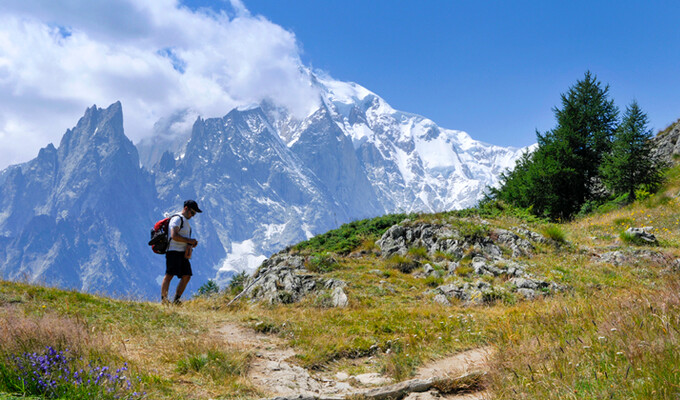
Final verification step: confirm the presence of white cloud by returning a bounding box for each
[0,0,320,170]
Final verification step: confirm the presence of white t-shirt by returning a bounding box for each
[167,214,192,252]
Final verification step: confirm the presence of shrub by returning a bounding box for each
[251,319,280,334]
[635,187,652,201]
[423,276,443,288]
[227,271,249,295]
[305,253,339,273]
[542,224,566,243]
[620,230,655,246]
[407,246,429,260]
[312,291,334,308]
[455,264,474,277]
[380,352,419,381]
[196,280,220,297]
[386,254,419,273]
[454,220,490,241]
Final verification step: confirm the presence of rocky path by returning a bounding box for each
[217,322,493,400]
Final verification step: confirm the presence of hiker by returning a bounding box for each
[161,199,202,305]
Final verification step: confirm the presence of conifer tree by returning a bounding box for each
[493,72,619,220]
[600,101,662,200]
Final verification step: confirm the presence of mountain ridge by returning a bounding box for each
[0,78,530,297]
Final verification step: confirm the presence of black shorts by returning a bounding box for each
[165,251,193,277]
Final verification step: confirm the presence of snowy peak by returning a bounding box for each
[0,75,531,298]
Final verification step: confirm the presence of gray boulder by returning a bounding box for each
[625,227,658,245]
[331,286,349,308]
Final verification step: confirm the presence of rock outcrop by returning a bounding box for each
[651,119,680,165]
[244,218,566,307]
[243,253,349,306]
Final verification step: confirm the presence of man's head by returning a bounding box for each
[183,199,202,219]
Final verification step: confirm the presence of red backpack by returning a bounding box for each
[148,214,183,254]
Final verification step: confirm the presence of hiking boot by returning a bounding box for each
[173,298,182,306]
[161,297,170,306]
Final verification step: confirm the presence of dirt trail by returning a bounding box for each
[218,322,493,399]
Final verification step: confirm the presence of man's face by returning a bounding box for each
[185,206,196,219]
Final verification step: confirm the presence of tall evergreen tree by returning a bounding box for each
[493,72,619,220]
[600,101,662,200]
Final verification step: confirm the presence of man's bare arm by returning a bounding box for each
[170,226,198,246]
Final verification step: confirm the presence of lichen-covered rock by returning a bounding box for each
[245,253,347,305]
[433,294,451,306]
[598,248,672,267]
[331,286,349,308]
[625,227,658,244]
[514,227,549,244]
[495,229,535,257]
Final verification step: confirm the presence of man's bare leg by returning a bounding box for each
[174,275,191,302]
[161,274,173,302]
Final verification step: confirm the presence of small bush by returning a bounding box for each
[277,291,295,304]
[305,253,339,273]
[454,220,490,241]
[312,291,334,308]
[407,246,429,260]
[251,319,280,334]
[542,224,566,243]
[380,352,418,381]
[620,230,655,246]
[423,276,443,288]
[635,187,652,201]
[227,271,249,295]
[455,265,474,277]
[386,254,419,274]
[196,280,220,297]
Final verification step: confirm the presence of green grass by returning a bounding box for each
[542,224,567,242]
[293,213,409,254]
[176,348,252,381]
[385,254,420,273]
[2,164,680,399]
[305,252,340,273]
[619,230,656,246]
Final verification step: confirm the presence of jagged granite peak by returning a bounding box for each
[1,76,533,297]
[0,102,159,297]
[289,104,384,219]
[154,106,323,283]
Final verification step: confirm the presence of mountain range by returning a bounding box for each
[0,77,528,298]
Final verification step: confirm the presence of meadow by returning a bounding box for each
[1,167,679,399]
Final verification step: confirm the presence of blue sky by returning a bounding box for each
[191,0,680,147]
[0,0,678,169]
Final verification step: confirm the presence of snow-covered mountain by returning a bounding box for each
[0,78,528,297]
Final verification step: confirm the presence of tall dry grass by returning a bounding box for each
[488,277,680,399]
[0,305,111,359]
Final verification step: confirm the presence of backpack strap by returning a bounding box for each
[168,214,185,244]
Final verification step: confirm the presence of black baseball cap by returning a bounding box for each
[184,199,202,213]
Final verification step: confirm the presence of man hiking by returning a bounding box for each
[161,199,202,305]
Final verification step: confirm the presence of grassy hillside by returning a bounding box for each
[2,166,680,399]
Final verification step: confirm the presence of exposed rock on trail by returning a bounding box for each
[218,321,493,400]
